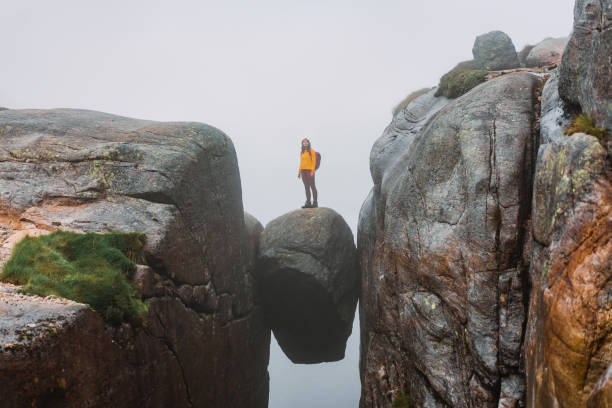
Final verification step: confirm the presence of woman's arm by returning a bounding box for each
[298,152,303,177]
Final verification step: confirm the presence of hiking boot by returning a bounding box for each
[301,201,312,209]
[312,201,318,208]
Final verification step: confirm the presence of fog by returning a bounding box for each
[2,1,574,406]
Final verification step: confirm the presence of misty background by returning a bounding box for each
[3,1,573,406]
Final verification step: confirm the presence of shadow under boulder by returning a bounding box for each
[256,207,358,364]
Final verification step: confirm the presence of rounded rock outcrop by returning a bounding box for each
[525,37,568,67]
[256,207,358,364]
[371,88,449,189]
[472,30,520,70]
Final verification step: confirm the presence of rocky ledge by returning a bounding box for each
[0,109,270,408]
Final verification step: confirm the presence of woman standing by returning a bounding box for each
[298,138,318,208]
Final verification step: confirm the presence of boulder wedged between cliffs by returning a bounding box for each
[256,207,359,364]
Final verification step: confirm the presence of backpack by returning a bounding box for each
[315,152,321,170]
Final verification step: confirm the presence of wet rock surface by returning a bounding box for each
[472,31,520,70]
[0,109,270,407]
[524,2,612,406]
[559,0,612,131]
[526,133,611,408]
[0,283,143,408]
[0,283,85,349]
[359,73,539,407]
[257,207,358,364]
[540,69,573,145]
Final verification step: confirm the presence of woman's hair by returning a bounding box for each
[301,138,312,157]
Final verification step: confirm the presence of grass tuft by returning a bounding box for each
[564,113,607,145]
[0,230,148,326]
[435,62,488,99]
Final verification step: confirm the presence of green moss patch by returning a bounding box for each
[564,113,607,145]
[435,62,488,99]
[1,230,148,326]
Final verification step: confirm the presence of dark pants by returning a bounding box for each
[301,170,318,203]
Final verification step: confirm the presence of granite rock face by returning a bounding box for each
[540,69,573,145]
[524,2,612,406]
[525,133,611,408]
[362,3,611,407]
[559,0,612,131]
[525,37,568,68]
[472,31,520,70]
[359,73,539,407]
[371,88,450,190]
[588,365,612,408]
[0,109,270,407]
[257,208,358,364]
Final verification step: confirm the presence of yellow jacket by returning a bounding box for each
[298,148,317,174]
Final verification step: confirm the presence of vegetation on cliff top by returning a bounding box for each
[435,60,488,99]
[0,230,148,326]
[564,113,608,145]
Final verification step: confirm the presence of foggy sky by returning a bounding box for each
[3,1,574,406]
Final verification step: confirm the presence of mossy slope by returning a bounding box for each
[1,230,148,326]
[435,60,488,99]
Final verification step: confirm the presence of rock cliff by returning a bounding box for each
[0,109,270,407]
[359,2,611,406]
[559,0,612,131]
[0,283,141,408]
[360,72,540,407]
[525,0,612,406]
[525,132,610,408]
